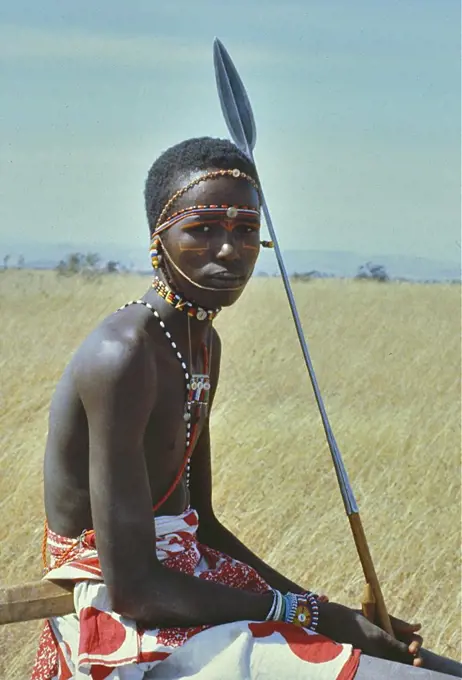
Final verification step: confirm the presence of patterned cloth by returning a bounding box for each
[31,509,361,679]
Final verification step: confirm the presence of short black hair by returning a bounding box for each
[144,137,259,235]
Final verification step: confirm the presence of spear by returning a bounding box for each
[213,37,394,636]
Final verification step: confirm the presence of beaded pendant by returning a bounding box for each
[187,373,211,417]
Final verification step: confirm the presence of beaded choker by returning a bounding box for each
[152,277,220,322]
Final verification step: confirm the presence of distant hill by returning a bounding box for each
[0,241,460,282]
[256,249,461,282]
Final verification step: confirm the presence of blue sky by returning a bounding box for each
[1,0,460,264]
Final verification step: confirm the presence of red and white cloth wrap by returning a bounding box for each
[32,508,361,679]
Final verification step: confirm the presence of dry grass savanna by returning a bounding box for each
[0,269,460,678]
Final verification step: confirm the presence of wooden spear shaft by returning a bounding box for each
[213,38,394,637]
[350,514,394,635]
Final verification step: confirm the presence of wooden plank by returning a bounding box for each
[0,581,75,625]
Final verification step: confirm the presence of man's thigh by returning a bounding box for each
[356,655,461,679]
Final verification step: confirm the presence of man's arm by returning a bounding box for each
[188,329,308,594]
[187,383,425,667]
[189,421,308,595]
[74,325,273,628]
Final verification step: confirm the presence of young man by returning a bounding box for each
[32,138,461,679]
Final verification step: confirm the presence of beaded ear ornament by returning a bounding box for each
[150,237,161,270]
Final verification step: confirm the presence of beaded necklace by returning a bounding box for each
[149,278,214,415]
[119,300,211,505]
[152,276,220,322]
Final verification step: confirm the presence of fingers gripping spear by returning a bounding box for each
[213,37,394,637]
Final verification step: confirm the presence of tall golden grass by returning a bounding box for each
[0,270,460,678]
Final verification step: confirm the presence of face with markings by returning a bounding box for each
[158,169,261,308]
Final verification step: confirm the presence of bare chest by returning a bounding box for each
[143,359,208,514]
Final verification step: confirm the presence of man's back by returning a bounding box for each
[43,301,202,539]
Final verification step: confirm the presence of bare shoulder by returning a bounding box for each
[71,304,159,401]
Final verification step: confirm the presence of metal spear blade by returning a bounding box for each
[213,38,257,156]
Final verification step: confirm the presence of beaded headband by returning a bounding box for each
[154,168,260,231]
[149,203,273,268]
[149,203,273,269]
[153,204,260,237]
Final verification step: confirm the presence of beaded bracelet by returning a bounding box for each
[274,590,284,621]
[282,592,320,631]
[282,593,298,624]
[265,590,278,621]
[300,589,329,603]
[265,589,285,622]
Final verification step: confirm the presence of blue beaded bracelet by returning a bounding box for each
[282,592,320,632]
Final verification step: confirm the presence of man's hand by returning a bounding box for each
[387,613,423,667]
[318,602,423,666]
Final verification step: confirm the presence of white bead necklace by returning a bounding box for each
[118,299,193,486]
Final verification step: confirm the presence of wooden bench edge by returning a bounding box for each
[0,580,75,625]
